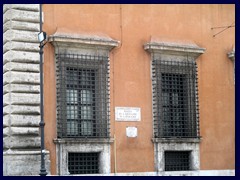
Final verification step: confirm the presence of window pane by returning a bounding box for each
[67,89,78,103]
[162,92,170,106]
[67,70,78,85]
[67,105,78,119]
[67,120,78,136]
[81,120,93,136]
[80,71,92,86]
[172,93,179,106]
[81,90,92,104]
[81,106,93,119]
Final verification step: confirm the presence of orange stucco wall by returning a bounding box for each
[43,4,235,174]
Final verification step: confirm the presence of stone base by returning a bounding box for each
[65,170,235,176]
[3,150,51,176]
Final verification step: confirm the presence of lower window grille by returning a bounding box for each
[68,152,99,174]
[165,151,190,171]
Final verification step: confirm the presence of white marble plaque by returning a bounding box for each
[126,127,138,137]
[115,107,141,121]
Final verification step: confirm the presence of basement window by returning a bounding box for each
[165,151,190,171]
[68,152,99,174]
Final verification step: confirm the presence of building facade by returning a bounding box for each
[3,4,235,176]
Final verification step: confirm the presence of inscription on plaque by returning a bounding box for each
[115,107,141,121]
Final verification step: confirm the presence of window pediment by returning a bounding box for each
[144,40,205,59]
[49,31,119,53]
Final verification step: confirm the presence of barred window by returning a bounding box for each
[56,54,110,138]
[165,151,190,171]
[68,152,99,174]
[152,59,199,138]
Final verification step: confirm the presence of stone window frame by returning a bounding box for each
[144,40,205,172]
[49,32,118,175]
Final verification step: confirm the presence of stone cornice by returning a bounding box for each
[49,33,119,51]
[144,41,205,58]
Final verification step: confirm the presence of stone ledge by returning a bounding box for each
[152,138,201,143]
[53,138,114,144]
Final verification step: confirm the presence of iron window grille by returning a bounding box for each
[68,152,99,174]
[164,151,190,171]
[152,59,200,138]
[56,54,110,138]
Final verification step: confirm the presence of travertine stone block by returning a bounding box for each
[3,41,39,53]
[3,136,41,149]
[3,92,40,105]
[3,150,50,176]
[3,4,39,12]
[4,29,39,44]
[4,114,40,127]
[3,71,40,85]
[3,84,40,94]
[4,50,39,64]
[11,127,39,136]
[3,116,9,127]
[4,9,39,23]
[4,105,40,115]
[3,127,9,137]
[4,20,40,32]
[4,62,40,73]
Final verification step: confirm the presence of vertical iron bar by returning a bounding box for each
[39,3,47,176]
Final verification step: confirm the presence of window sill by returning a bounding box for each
[53,137,114,144]
[152,137,201,143]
